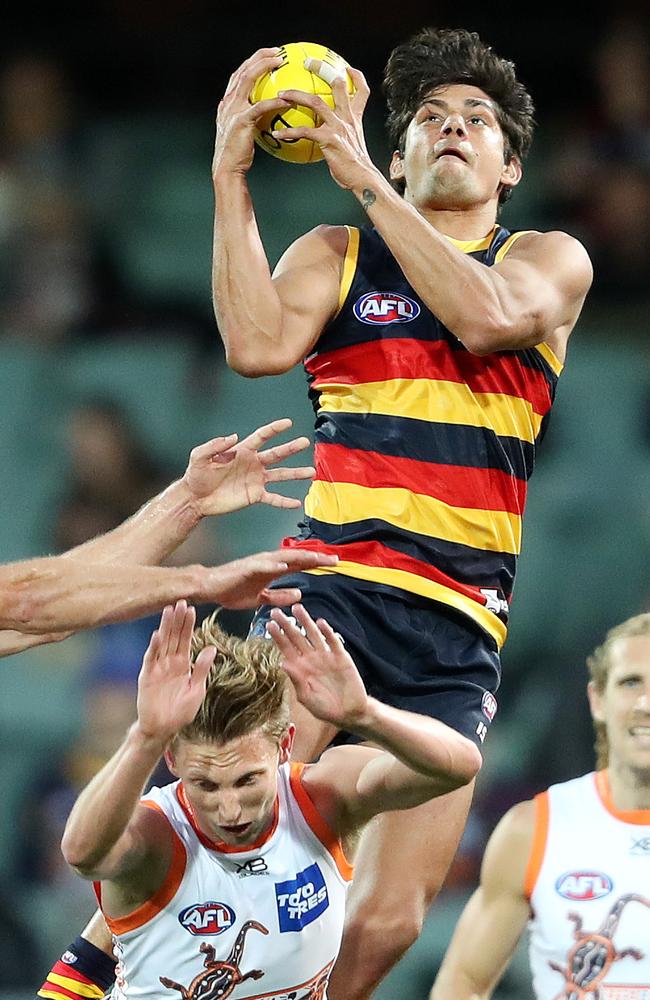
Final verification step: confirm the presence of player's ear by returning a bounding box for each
[587,681,605,723]
[278,724,296,765]
[164,745,180,777]
[389,149,405,182]
[499,155,522,194]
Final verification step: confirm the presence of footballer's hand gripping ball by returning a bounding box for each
[250,42,355,163]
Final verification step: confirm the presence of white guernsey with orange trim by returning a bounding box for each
[95,762,352,999]
[525,771,650,1000]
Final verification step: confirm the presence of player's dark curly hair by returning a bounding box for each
[383,27,535,203]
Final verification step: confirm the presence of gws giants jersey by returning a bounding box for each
[526,771,650,999]
[282,224,562,649]
[95,763,352,999]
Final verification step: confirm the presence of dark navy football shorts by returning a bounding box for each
[248,572,501,750]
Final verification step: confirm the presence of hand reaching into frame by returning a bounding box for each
[182,418,314,516]
[267,603,370,729]
[136,601,216,746]
[200,547,338,610]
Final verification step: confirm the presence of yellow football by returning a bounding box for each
[250,41,355,164]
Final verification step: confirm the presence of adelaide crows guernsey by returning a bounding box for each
[95,763,352,999]
[282,224,562,649]
[526,771,650,999]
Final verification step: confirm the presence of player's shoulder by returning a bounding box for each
[506,228,593,285]
[275,223,351,276]
[302,223,354,257]
[480,797,538,893]
[491,797,537,847]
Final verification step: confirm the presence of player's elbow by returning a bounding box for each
[60,830,99,878]
[454,310,516,355]
[225,346,296,378]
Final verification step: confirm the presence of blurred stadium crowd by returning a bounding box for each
[0,3,648,997]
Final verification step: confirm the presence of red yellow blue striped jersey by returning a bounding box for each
[281,224,563,648]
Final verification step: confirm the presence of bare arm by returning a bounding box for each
[0,547,337,636]
[61,419,314,568]
[62,603,215,897]
[430,801,535,1000]
[274,69,593,358]
[212,49,343,375]
[267,605,482,827]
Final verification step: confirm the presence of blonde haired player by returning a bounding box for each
[55,600,479,998]
[430,613,650,1000]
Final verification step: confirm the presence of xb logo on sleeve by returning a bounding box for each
[275,863,329,932]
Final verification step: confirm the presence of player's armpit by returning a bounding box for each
[430,800,535,999]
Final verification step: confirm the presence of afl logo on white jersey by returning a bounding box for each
[555,871,613,901]
[353,292,420,325]
[178,901,236,935]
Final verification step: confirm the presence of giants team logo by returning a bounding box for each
[275,863,329,933]
[555,871,613,900]
[353,291,420,325]
[179,901,236,935]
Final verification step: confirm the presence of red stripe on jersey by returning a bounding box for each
[314,443,527,515]
[306,338,552,416]
[49,963,97,986]
[39,981,89,1000]
[281,537,502,604]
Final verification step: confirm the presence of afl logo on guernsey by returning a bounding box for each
[353,292,420,325]
[481,691,497,722]
[178,901,236,935]
[555,871,613,901]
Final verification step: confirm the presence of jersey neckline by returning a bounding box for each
[595,769,650,825]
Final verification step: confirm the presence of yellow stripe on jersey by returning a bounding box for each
[316,379,543,444]
[306,560,507,647]
[335,226,360,316]
[305,481,522,554]
[40,975,105,999]
[535,342,564,376]
[445,226,498,253]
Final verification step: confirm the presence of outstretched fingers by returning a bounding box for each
[239,417,294,451]
[191,645,217,690]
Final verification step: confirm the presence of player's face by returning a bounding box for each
[389,83,521,210]
[590,635,650,774]
[168,728,293,847]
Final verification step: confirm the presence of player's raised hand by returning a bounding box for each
[182,418,314,516]
[136,602,216,745]
[275,63,373,190]
[202,548,338,609]
[267,604,369,728]
[213,47,292,176]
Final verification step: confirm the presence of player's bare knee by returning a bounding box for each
[447,734,483,791]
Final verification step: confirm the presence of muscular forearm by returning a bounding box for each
[351,697,481,789]
[61,723,164,876]
[352,170,533,351]
[63,479,201,568]
[212,173,284,372]
[0,557,204,633]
